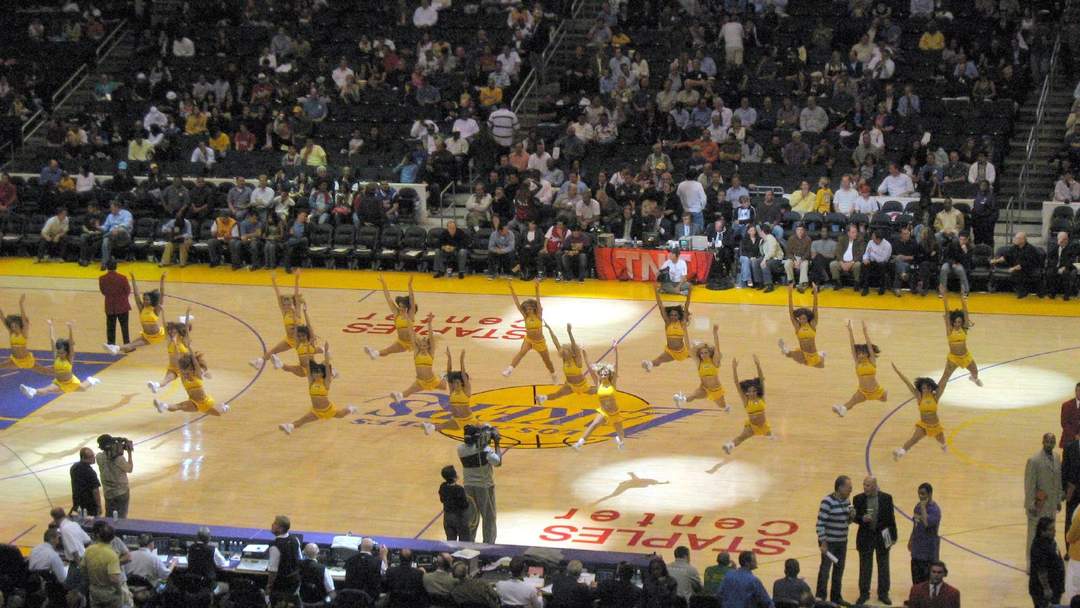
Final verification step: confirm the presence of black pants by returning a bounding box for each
[283,237,308,272]
[1012,271,1042,298]
[917,261,938,292]
[972,217,995,247]
[443,510,469,541]
[860,260,891,290]
[106,312,130,346]
[560,252,588,280]
[537,251,560,276]
[1032,592,1062,608]
[857,540,890,599]
[488,251,515,277]
[79,233,102,264]
[38,238,65,259]
[518,246,541,279]
[816,540,847,602]
[1044,268,1077,298]
[810,255,833,286]
[910,559,931,585]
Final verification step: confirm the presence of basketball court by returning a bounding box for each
[1,259,1077,606]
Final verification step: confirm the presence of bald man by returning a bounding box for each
[1026,433,1063,565]
[853,476,897,605]
[70,447,102,516]
[1044,231,1078,300]
[299,543,334,603]
[990,232,1043,298]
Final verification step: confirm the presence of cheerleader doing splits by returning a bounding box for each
[642,286,692,372]
[723,355,775,454]
[251,271,303,369]
[940,291,982,386]
[365,274,418,360]
[279,342,356,434]
[1,294,48,374]
[104,273,166,354]
[535,323,595,405]
[778,283,825,367]
[273,303,323,376]
[501,279,557,383]
[423,348,477,436]
[20,321,100,397]
[147,309,209,393]
[674,325,729,411]
[392,317,447,402]
[832,321,887,417]
[154,353,230,416]
[572,340,626,451]
[891,363,949,460]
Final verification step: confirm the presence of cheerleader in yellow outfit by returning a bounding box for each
[723,355,775,453]
[891,363,950,459]
[154,353,229,416]
[674,325,730,411]
[20,320,101,397]
[392,317,447,403]
[778,283,825,368]
[251,271,304,369]
[642,286,692,372]
[940,291,981,386]
[273,303,324,377]
[279,341,355,433]
[423,348,477,435]
[535,323,596,404]
[147,309,209,394]
[832,321,887,417]
[104,273,167,354]
[365,274,418,360]
[1,294,49,374]
[502,279,557,383]
[572,339,626,450]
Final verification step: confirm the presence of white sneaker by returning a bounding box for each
[391,391,404,402]
[969,376,983,386]
[778,338,788,355]
[832,404,847,417]
[535,394,548,405]
[819,351,827,363]
[615,436,625,450]
[331,368,339,379]
[723,441,735,454]
[154,399,167,413]
[20,384,36,398]
[147,381,160,393]
[940,442,948,452]
[364,346,379,360]
[501,366,514,377]
[202,370,212,379]
[422,422,436,435]
[279,423,294,434]
[343,406,357,414]
[571,439,585,451]
[641,359,653,372]
[673,392,687,407]
[550,373,558,385]
[270,354,284,369]
[893,447,906,461]
[249,358,264,369]
[85,377,101,387]
[215,403,230,414]
[104,344,120,355]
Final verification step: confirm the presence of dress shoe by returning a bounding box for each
[860,286,869,296]
[879,594,893,605]
[855,595,869,606]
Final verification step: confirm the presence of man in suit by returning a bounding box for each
[611,204,643,241]
[383,548,427,608]
[1026,433,1064,565]
[907,561,960,608]
[1063,416,1080,549]
[829,223,866,290]
[674,212,700,238]
[706,216,736,277]
[343,538,388,599]
[1043,231,1078,300]
[853,476,897,605]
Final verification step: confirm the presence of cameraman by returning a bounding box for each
[458,425,502,544]
[96,434,133,518]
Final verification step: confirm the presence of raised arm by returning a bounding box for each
[445,346,454,374]
[66,321,76,357]
[18,294,29,327]
[961,294,972,328]
[846,320,856,359]
[891,362,918,397]
[935,372,949,401]
[508,281,523,314]
[654,287,666,322]
[683,284,692,317]
[940,290,951,333]
[567,323,579,355]
[460,350,471,394]
[732,358,747,405]
[753,354,764,394]
[612,339,620,380]
[544,322,562,352]
[534,278,543,315]
[47,319,56,346]
[130,274,142,310]
[426,316,436,346]
[407,275,418,316]
[861,321,876,363]
[302,303,315,340]
[323,341,333,386]
[183,307,193,333]
[711,325,722,365]
[292,270,301,302]
[270,271,282,300]
[810,284,819,327]
[378,273,395,310]
[158,272,167,307]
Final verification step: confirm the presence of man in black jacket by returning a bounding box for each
[384,548,428,608]
[611,204,643,241]
[595,561,642,608]
[990,232,1043,298]
[549,560,594,608]
[299,543,334,604]
[266,515,303,604]
[705,216,736,278]
[1043,231,1078,300]
[433,220,470,279]
[343,537,388,599]
[853,476,897,606]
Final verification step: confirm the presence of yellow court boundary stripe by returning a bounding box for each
[3,258,1079,318]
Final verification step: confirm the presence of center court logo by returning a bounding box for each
[350,385,704,448]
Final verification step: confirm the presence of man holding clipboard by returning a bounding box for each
[853,476,897,606]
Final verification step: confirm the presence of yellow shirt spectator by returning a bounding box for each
[184,112,208,135]
[208,131,231,155]
[479,85,503,108]
[57,176,76,192]
[814,187,833,214]
[789,189,816,213]
[919,31,945,51]
[127,139,154,161]
[611,32,631,47]
[84,541,121,603]
[301,143,328,168]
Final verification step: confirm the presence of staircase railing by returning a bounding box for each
[511,0,588,115]
[1005,4,1068,237]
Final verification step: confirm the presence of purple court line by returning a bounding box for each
[357,290,375,303]
[865,344,1080,575]
[8,524,36,544]
[0,288,267,484]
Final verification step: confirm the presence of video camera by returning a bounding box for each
[463,424,500,448]
[97,434,133,455]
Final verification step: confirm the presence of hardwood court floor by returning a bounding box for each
[2,259,1079,606]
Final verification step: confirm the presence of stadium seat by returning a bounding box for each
[376,225,404,270]
[398,226,428,270]
[329,225,356,269]
[353,225,379,269]
[306,224,334,267]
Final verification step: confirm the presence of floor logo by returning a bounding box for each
[351,385,703,449]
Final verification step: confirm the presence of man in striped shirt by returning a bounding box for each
[816,475,854,606]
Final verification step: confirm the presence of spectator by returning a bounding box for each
[451,562,500,608]
[85,521,123,608]
[784,223,812,290]
[789,180,815,212]
[433,220,470,279]
[877,162,915,196]
[909,482,942,585]
[466,184,493,229]
[799,97,829,133]
[489,103,520,149]
[933,199,965,242]
[28,528,68,598]
[810,226,837,287]
[37,207,69,262]
[495,556,543,608]
[673,213,698,239]
[385,548,427,608]
[642,557,679,608]
[40,159,63,189]
[990,232,1043,298]
[1054,172,1080,202]
[550,559,593,608]
[125,534,172,587]
[560,228,591,282]
[299,543,334,605]
[51,506,91,561]
[539,220,568,279]
[0,173,16,214]
[70,446,102,516]
[703,552,735,595]
[667,545,702,600]
[782,133,812,167]
[860,229,894,296]
[1045,232,1078,300]
[207,211,239,268]
[159,214,193,268]
[190,141,216,171]
[1030,517,1065,608]
[282,211,309,274]
[266,515,303,604]
[422,554,455,600]
[488,221,517,279]
[831,224,865,290]
[300,138,328,168]
[816,475,854,606]
[967,151,996,185]
[717,551,773,608]
[772,559,812,606]
[970,180,998,247]
[907,561,960,608]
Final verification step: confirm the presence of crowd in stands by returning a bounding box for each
[1054,80,1080,203]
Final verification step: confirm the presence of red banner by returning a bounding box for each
[594,248,714,282]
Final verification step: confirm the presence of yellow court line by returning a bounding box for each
[2,258,1079,318]
[945,407,1056,474]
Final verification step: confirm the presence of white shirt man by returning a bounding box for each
[452,116,480,140]
[833,180,859,215]
[528,148,552,173]
[877,166,915,196]
[574,197,601,225]
[190,144,215,167]
[676,178,707,215]
[660,256,688,282]
[331,63,354,90]
[172,37,195,57]
[57,514,92,560]
[854,193,880,214]
[28,531,67,582]
[413,0,440,27]
[497,48,522,78]
[125,540,172,586]
[250,180,275,213]
[968,159,996,184]
[488,106,520,148]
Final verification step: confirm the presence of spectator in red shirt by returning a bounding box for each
[234,124,257,152]
[98,260,131,345]
[1062,383,1080,447]
[0,173,17,214]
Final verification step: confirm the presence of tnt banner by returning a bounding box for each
[594,248,714,282]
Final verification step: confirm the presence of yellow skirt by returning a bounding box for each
[858,385,886,400]
[525,336,548,353]
[800,350,823,367]
[916,419,944,438]
[665,344,690,361]
[191,396,216,412]
[568,378,591,394]
[10,353,36,369]
[416,375,442,390]
[142,327,166,344]
[705,385,726,401]
[597,406,623,425]
[745,419,772,436]
[396,338,415,352]
[947,351,973,369]
[54,375,82,393]
[311,402,339,420]
[452,413,480,429]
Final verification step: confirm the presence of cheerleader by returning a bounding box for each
[891,363,949,460]
[154,353,229,416]
[940,291,981,386]
[278,342,355,434]
[423,348,477,435]
[501,279,557,383]
[778,283,825,368]
[20,321,100,397]
[723,355,774,453]
[535,323,596,404]
[832,321,887,417]
[274,302,322,377]
[674,325,729,411]
[642,286,692,372]
[251,271,303,369]
[365,274,417,360]
[104,273,166,354]
[147,308,209,393]
[572,340,625,450]
[1,294,48,374]
[392,317,447,402]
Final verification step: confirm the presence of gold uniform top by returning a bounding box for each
[296,341,317,358]
[947,327,967,348]
[309,378,329,398]
[9,333,35,368]
[167,339,189,372]
[744,396,766,417]
[855,360,876,378]
[918,393,939,417]
[449,387,472,420]
[414,350,434,372]
[796,323,816,341]
[697,358,718,380]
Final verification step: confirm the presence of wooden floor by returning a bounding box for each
[2,259,1079,606]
